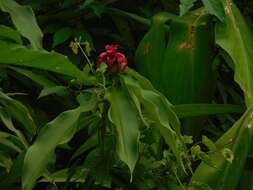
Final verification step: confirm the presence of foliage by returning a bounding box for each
[0,0,253,190]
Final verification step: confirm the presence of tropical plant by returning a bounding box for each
[0,0,253,190]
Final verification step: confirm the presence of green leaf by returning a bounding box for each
[215,1,253,107]
[53,27,72,47]
[0,152,25,188]
[121,70,187,171]
[82,0,106,17]
[190,105,253,190]
[173,104,245,118]
[202,136,216,151]
[8,66,57,88]
[84,137,114,188]
[0,132,23,152]
[0,153,12,172]
[135,13,170,87]
[135,10,215,105]
[0,107,28,148]
[0,41,89,84]
[0,91,36,138]
[38,86,68,99]
[0,25,22,44]
[201,0,225,21]
[179,0,197,16]
[22,98,97,190]
[71,133,98,160]
[106,86,140,177]
[39,167,88,183]
[0,0,43,49]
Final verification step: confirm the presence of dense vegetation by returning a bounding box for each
[0,0,253,189]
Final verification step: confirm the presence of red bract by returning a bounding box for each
[97,44,128,72]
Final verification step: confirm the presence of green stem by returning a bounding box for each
[107,7,172,31]
[107,7,151,27]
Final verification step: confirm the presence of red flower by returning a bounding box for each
[97,44,128,72]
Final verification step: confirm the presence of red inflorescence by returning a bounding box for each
[97,44,128,72]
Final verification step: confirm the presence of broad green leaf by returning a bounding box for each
[173,104,245,118]
[106,86,140,177]
[190,106,253,190]
[22,98,97,190]
[201,0,225,21]
[0,0,43,49]
[215,1,253,107]
[162,10,215,104]
[53,27,72,47]
[0,41,89,84]
[0,91,36,138]
[179,0,197,16]
[135,13,170,86]
[0,25,22,44]
[136,10,215,105]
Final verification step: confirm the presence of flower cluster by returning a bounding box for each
[97,44,128,72]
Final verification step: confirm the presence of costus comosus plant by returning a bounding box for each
[0,0,253,190]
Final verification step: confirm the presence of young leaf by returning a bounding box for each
[0,0,43,49]
[201,0,225,22]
